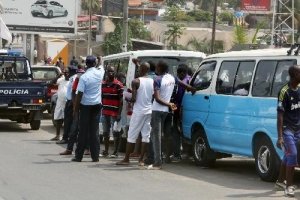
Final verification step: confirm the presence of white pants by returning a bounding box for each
[127,113,151,143]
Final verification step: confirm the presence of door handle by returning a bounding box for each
[204,96,209,100]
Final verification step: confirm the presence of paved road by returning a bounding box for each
[0,118,299,200]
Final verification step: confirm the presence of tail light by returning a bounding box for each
[47,85,58,97]
[31,99,43,104]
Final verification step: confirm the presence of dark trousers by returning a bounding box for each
[164,112,181,158]
[62,100,73,141]
[75,104,101,160]
[67,115,79,151]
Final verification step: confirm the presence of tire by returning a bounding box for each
[31,12,38,17]
[192,129,216,167]
[64,10,68,16]
[254,136,280,182]
[30,120,41,130]
[47,10,53,18]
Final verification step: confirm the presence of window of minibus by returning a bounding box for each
[216,61,255,95]
[137,56,203,75]
[190,61,216,90]
[252,60,297,97]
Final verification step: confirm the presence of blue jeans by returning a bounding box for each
[151,111,168,166]
[282,129,300,167]
[75,104,101,160]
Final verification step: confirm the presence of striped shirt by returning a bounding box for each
[102,79,124,116]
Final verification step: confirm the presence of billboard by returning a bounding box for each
[241,0,271,12]
[2,0,77,34]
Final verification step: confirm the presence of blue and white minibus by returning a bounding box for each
[182,48,300,181]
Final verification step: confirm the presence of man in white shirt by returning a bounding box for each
[147,61,177,170]
[116,62,154,166]
[50,69,69,141]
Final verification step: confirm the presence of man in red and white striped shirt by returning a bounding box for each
[101,66,124,158]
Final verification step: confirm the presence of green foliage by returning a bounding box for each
[186,37,224,54]
[166,0,185,6]
[187,10,212,21]
[163,6,192,21]
[234,25,248,44]
[102,18,151,55]
[218,11,233,22]
[129,18,151,40]
[165,23,185,50]
[251,22,265,44]
[81,0,100,13]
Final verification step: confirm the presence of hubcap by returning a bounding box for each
[194,136,206,161]
[257,145,270,174]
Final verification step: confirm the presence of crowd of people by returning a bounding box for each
[43,53,300,196]
[48,54,195,170]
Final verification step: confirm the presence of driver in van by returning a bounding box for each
[275,65,300,197]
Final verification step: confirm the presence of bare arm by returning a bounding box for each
[130,79,140,103]
[276,111,284,148]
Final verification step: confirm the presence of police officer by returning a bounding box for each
[71,56,104,162]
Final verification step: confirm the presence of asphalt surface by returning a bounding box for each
[0,116,299,200]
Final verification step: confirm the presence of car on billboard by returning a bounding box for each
[31,0,68,18]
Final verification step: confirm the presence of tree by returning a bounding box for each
[81,0,101,14]
[163,5,191,21]
[234,25,248,44]
[187,37,224,53]
[129,19,151,40]
[163,6,186,50]
[102,18,151,55]
[165,23,185,50]
[166,0,185,6]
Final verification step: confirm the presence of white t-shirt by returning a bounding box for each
[56,76,69,103]
[133,77,154,115]
[152,73,175,112]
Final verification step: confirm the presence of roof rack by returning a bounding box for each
[287,44,300,56]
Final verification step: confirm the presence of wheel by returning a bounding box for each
[64,10,68,16]
[31,12,38,17]
[192,128,216,167]
[254,136,280,182]
[47,10,53,18]
[30,120,41,130]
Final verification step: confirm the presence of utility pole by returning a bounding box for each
[211,0,218,54]
[122,0,128,52]
[87,0,92,55]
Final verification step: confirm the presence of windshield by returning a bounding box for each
[137,56,203,75]
[32,68,58,80]
[0,58,30,81]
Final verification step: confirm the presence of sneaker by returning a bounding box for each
[100,150,108,158]
[274,180,286,191]
[146,164,162,170]
[109,152,118,158]
[285,186,295,197]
